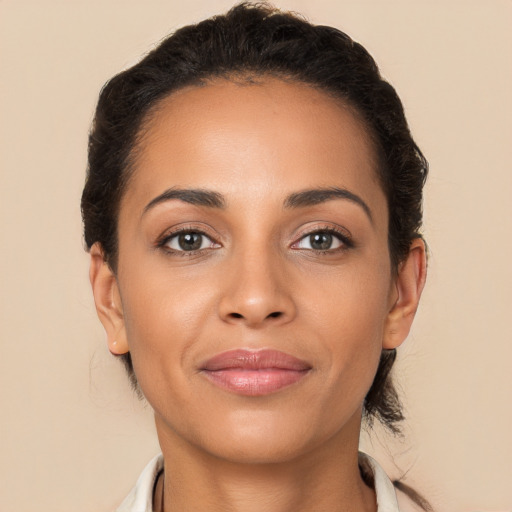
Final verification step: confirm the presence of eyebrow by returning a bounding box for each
[143,186,372,222]
[284,187,373,222]
[143,188,226,215]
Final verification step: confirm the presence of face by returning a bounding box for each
[92,78,423,464]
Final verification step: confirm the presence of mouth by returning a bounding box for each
[200,349,312,396]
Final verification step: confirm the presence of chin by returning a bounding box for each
[203,433,313,465]
[189,407,353,466]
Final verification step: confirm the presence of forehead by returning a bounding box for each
[123,78,385,218]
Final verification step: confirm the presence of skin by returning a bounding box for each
[90,79,426,512]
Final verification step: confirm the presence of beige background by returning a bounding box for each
[1,1,511,511]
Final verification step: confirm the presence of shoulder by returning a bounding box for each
[359,452,401,511]
[359,452,431,512]
[115,453,163,512]
[395,482,432,512]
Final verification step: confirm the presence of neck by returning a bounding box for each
[154,413,376,512]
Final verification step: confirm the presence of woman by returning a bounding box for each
[82,3,429,511]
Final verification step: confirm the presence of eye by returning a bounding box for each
[163,230,218,252]
[293,230,350,252]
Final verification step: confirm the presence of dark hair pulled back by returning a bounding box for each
[82,2,428,435]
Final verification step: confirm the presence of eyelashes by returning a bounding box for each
[156,224,354,257]
[291,227,353,253]
[161,230,220,253]
[156,227,219,257]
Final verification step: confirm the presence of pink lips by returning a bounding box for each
[200,349,311,396]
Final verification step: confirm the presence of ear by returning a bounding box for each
[383,238,427,350]
[89,243,129,355]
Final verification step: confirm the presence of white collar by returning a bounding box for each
[116,452,400,512]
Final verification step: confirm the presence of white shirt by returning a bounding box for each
[116,452,401,512]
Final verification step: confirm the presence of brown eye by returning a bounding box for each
[293,230,347,252]
[309,233,333,250]
[164,231,218,252]
[178,232,203,251]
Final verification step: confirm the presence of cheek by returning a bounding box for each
[304,259,391,386]
[306,257,390,339]
[118,260,219,383]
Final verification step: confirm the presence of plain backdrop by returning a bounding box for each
[1,1,511,511]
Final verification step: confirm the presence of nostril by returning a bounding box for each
[225,311,286,323]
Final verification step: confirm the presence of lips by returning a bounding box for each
[200,349,311,396]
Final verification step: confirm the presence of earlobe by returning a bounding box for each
[89,243,129,355]
[383,238,427,350]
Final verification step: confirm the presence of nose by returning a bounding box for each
[218,250,296,328]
